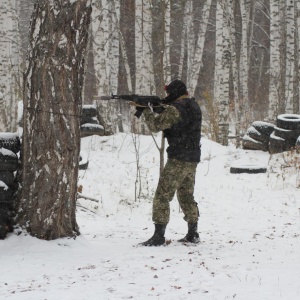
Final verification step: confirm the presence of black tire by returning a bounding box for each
[0,149,18,171]
[246,126,270,144]
[273,126,300,147]
[242,135,268,151]
[277,114,300,130]
[230,164,267,174]
[0,171,15,186]
[269,132,289,154]
[0,205,13,239]
[81,115,99,125]
[82,105,97,117]
[251,121,275,136]
[0,186,15,204]
[0,133,21,154]
[81,124,104,138]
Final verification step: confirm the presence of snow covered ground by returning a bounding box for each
[1,133,300,300]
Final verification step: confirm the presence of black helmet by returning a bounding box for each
[164,79,188,102]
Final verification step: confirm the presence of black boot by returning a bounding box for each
[140,224,166,246]
[178,223,200,243]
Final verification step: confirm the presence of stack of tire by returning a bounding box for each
[269,114,300,154]
[242,121,275,152]
[0,133,20,239]
[81,105,104,138]
[243,114,300,154]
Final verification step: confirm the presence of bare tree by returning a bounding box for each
[18,0,92,240]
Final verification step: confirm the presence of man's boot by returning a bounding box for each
[178,223,200,243]
[140,224,166,246]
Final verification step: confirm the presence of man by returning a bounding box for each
[140,79,202,246]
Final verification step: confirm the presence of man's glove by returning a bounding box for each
[135,106,145,118]
[153,106,165,114]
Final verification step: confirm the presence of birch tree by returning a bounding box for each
[188,0,212,96]
[268,0,281,120]
[0,0,20,132]
[214,0,231,146]
[92,0,120,134]
[285,0,295,113]
[18,0,92,240]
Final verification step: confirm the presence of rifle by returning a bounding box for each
[99,94,166,118]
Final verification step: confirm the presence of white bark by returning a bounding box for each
[188,0,212,96]
[239,0,250,111]
[285,0,295,113]
[135,0,155,95]
[92,0,120,133]
[297,0,300,112]
[268,0,281,120]
[163,0,171,84]
[0,0,20,132]
[214,0,230,146]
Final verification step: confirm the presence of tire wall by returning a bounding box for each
[0,133,20,239]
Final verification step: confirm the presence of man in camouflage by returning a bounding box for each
[139,79,202,246]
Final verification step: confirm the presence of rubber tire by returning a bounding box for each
[230,164,267,174]
[0,149,18,171]
[0,171,15,186]
[242,135,268,151]
[273,126,300,148]
[0,186,15,204]
[82,105,97,117]
[277,114,300,130]
[269,133,289,154]
[251,121,275,136]
[80,124,104,138]
[81,115,99,125]
[0,133,21,154]
[246,126,270,144]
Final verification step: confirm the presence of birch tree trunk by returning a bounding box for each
[214,0,230,146]
[268,0,281,120]
[239,0,251,121]
[18,0,92,240]
[285,0,295,113]
[92,0,120,134]
[188,0,212,96]
[0,0,20,132]
[296,0,300,113]
[134,0,155,134]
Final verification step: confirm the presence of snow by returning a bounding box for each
[1,133,300,299]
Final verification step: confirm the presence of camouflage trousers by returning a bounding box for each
[152,158,199,224]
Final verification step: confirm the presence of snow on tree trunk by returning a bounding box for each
[0,0,20,132]
[188,0,212,96]
[92,0,120,134]
[18,0,92,240]
[214,0,230,146]
[285,0,295,113]
[268,0,281,121]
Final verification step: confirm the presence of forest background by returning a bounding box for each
[1,0,300,144]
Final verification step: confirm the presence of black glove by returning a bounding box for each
[153,106,165,114]
[134,107,145,118]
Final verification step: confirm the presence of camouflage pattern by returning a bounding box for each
[152,158,199,224]
[143,102,182,132]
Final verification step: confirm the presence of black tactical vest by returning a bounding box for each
[163,97,202,162]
